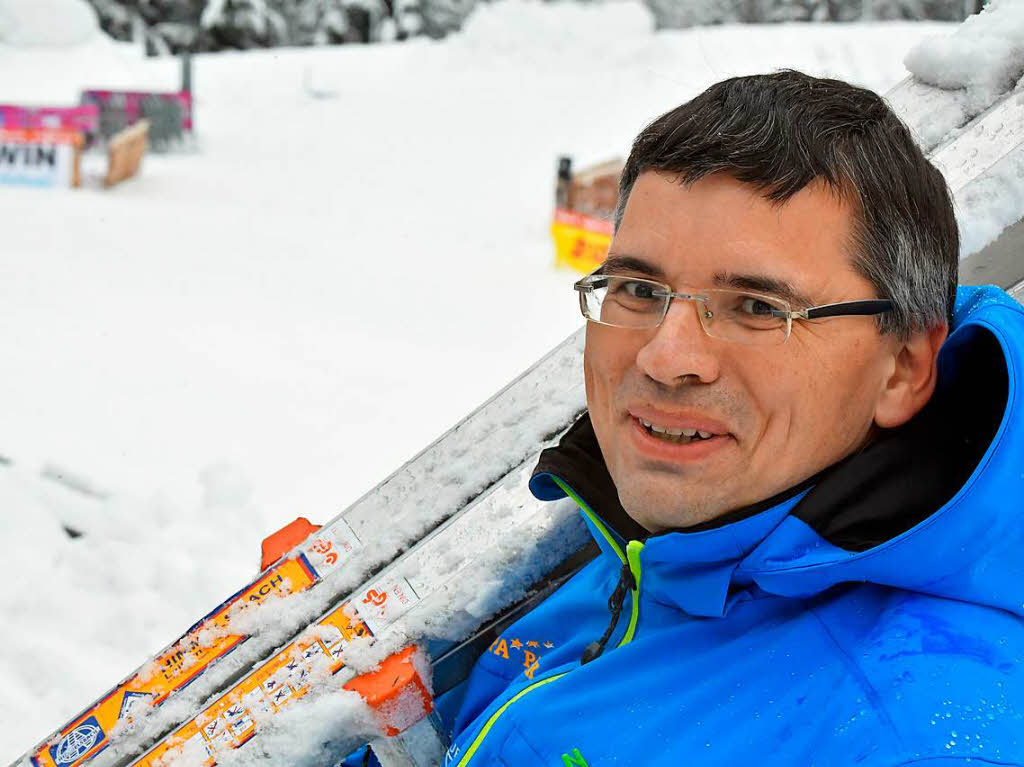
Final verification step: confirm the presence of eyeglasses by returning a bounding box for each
[573,272,894,346]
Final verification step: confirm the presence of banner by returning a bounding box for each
[0,129,83,188]
[0,105,99,139]
[551,207,612,273]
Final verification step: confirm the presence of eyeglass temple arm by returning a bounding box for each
[797,299,894,320]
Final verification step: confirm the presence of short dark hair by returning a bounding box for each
[616,70,958,338]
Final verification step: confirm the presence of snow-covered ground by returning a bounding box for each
[0,3,956,760]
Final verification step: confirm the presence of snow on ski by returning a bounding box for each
[126,461,592,767]
[19,330,586,767]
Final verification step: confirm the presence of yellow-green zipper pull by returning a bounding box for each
[618,540,644,647]
[580,540,644,663]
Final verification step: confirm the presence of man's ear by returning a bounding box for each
[874,324,948,429]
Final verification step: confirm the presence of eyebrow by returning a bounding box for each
[600,254,667,280]
[601,256,816,307]
[713,271,815,308]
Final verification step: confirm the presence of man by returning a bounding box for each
[440,71,1024,766]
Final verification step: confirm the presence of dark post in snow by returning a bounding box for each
[182,29,195,136]
[181,52,193,96]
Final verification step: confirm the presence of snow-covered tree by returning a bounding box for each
[79,0,979,50]
[200,0,288,47]
[646,0,979,26]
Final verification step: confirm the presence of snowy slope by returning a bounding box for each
[0,5,953,760]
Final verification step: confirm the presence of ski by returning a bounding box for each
[19,329,587,767]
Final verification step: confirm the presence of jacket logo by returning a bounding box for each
[488,635,555,679]
[444,742,461,765]
[561,748,589,766]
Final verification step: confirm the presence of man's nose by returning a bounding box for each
[635,298,721,385]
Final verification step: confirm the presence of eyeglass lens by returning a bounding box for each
[580,276,792,346]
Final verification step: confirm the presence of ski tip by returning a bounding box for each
[260,517,321,571]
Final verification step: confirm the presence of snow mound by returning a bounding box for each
[0,0,99,47]
[904,0,1024,104]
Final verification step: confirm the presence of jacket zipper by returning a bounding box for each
[454,478,643,767]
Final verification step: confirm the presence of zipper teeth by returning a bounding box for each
[551,476,626,565]
[455,476,642,767]
[554,473,640,650]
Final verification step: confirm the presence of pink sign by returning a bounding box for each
[0,105,99,135]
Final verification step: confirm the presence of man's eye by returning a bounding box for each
[621,280,657,299]
[739,296,780,316]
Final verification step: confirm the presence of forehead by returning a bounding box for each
[610,171,864,300]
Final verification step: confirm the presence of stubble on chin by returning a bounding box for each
[614,474,728,532]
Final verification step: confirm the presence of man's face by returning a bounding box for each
[585,171,901,532]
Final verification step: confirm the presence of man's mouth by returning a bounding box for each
[637,418,716,444]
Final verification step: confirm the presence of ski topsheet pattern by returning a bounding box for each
[29,517,364,767]
[22,329,586,767]
[130,461,591,767]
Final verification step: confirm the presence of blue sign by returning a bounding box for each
[49,716,105,766]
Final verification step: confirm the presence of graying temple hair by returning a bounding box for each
[614,71,958,339]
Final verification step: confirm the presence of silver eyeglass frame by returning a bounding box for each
[573,271,894,344]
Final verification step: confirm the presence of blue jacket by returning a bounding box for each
[442,285,1024,767]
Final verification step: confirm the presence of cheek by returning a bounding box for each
[759,337,884,448]
[584,328,634,430]
[820,336,887,410]
[584,338,611,422]
[733,345,854,448]
[730,353,798,437]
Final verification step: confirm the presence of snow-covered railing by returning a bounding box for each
[892,0,1024,154]
[888,0,1024,279]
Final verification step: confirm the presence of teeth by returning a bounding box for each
[638,418,718,442]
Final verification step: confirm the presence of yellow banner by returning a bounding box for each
[551,207,612,274]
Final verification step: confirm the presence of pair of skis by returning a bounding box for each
[19,329,592,767]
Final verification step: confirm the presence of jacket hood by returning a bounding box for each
[531,285,1024,618]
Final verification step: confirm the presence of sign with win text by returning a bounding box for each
[0,129,83,188]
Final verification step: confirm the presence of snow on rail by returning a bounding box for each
[924,82,1024,258]
[887,0,1024,261]
[889,0,1024,153]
